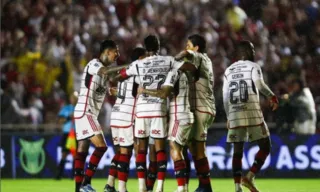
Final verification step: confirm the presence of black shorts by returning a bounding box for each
[60,133,69,152]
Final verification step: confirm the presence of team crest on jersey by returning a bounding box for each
[229,134,237,140]
[96,86,106,95]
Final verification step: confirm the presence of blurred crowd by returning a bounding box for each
[1,0,320,134]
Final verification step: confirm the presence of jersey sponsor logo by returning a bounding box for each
[137,130,146,135]
[119,137,125,143]
[143,98,161,103]
[231,105,247,111]
[232,74,244,79]
[82,130,89,135]
[96,86,106,95]
[152,130,161,135]
[94,63,99,67]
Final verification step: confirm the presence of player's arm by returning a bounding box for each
[110,62,138,83]
[138,85,173,99]
[97,65,128,77]
[174,50,194,61]
[138,69,178,99]
[222,74,230,118]
[252,65,279,111]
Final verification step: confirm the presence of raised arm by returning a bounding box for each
[97,65,128,77]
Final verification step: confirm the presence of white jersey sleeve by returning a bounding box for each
[125,61,139,76]
[252,64,274,98]
[163,69,179,87]
[87,62,103,75]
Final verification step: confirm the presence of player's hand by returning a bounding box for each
[174,50,188,61]
[226,120,230,129]
[137,86,144,95]
[109,87,118,96]
[269,95,279,111]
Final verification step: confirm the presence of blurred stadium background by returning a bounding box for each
[1,0,320,191]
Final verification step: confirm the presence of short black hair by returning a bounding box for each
[235,40,255,61]
[144,35,160,52]
[131,47,146,62]
[188,34,206,53]
[100,40,117,54]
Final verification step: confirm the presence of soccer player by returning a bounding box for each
[73,40,124,192]
[222,40,279,192]
[105,47,147,192]
[176,34,216,192]
[118,35,184,192]
[138,65,194,192]
[55,93,77,180]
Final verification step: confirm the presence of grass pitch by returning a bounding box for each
[1,178,319,192]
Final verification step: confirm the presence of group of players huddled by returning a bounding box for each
[72,34,279,192]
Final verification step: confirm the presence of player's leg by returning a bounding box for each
[146,138,157,192]
[169,119,193,192]
[227,126,247,192]
[182,146,191,192]
[105,145,119,192]
[242,123,270,192]
[151,117,168,192]
[105,126,120,192]
[134,117,150,192]
[232,142,244,192]
[80,115,108,191]
[117,126,134,192]
[74,140,90,192]
[81,134,107,190]
[56,133,69,180]
[188,113,214,192]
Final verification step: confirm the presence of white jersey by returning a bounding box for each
[74,59,108,118]
[188,51,216,115]
[223,60,266,128]
[124,55,184,117]
[110,76,138,127]
[163,69,193,121]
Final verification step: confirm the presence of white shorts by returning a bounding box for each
[191,112,215,141]
[134,117,167,139]
[74,115,104,140]
[168,118,194,146]
[111,125,134,147]
[227,122,270,143]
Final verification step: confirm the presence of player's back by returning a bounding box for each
[135,55,174,118]
[169,71,193,121]
[224,60,264,128]
[189,52,216,116]
[111,76,138,127]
